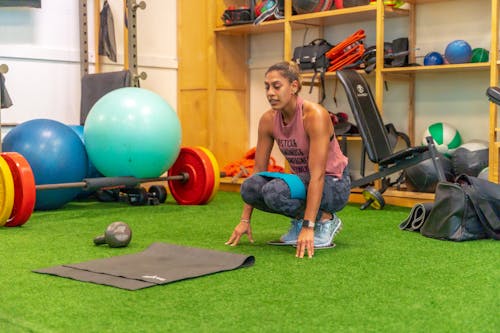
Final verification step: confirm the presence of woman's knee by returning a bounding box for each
[262,180,302,216]
[240,176,266,205]
[322,174,351,212]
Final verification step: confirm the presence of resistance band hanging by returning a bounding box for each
[99,0,117,63]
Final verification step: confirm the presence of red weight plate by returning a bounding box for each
[191,147,215,204]
[168,147,213,205]
[1,152,36,227]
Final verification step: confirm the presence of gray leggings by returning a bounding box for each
[241,167,351,221]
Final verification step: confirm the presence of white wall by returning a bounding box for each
[0,0,177,126]
[248,0,493,172]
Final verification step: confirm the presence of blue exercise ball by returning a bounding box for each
[68,125,102,179]
[3,119,88,210]
[68,125,103,200]
[444,40,472,64]
[84,87,182,178]
[423,51,444,66]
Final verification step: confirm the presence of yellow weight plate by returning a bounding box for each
[362,187,385,210]
[0,155,15,226]
[197,146,220,203]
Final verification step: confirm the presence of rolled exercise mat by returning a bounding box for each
[399,202,434,232]
[34,243,254,290]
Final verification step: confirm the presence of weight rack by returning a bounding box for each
[0,63,9,152]
[79,0,147,86]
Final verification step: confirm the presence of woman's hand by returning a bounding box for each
[296,227,314,258]
[225,221,254,246]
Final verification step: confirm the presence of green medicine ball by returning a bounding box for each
[471,48,489,63]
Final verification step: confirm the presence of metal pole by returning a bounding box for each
[79,0,89,77]
[0,64,8,153]
[126,0,147,86]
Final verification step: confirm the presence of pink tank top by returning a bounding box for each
[273,96,348,178]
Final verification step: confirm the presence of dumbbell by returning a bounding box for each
[93,221,132,248]
[96,185,168,206]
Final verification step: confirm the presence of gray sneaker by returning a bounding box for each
[279,219,302,245]
[314,215,342,247]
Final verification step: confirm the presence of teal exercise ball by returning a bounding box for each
[84,87,182,178]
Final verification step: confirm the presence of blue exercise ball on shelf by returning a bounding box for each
[423,51,444,66]
[84,87,182,178]
[3,119,88,210]
[444,40,472,64]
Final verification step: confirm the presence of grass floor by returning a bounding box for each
[0,191,498,333]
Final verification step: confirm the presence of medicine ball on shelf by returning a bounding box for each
[444,40,472,64]
[421,122,462,157]
[423,51,444,66]
[478,167,489,180]
[404,154,454,193]
[471,47,489,63]
[452,141,489,177]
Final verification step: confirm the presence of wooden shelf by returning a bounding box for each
[219,177,244,193]
[290,5,407,27]
[301,65,489,83]
[214,19,285,35]
[349,188,434,208]
[382,62,490,74]
[301,70,370,86]
[214,4,408,35]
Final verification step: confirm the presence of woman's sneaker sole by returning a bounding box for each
[268,241,336,249]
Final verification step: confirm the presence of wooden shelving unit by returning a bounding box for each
[177,0,500,207]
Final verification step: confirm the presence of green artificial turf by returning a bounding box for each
[0,191,498,333]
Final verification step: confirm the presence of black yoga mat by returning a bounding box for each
[34,243,255,290]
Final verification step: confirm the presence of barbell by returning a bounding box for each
[0,146,220,227]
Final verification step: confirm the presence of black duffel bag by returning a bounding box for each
[420,174,500,241]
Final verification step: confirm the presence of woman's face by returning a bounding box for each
[264,70,298,110]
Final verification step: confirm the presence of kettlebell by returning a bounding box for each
[93,221,132,248]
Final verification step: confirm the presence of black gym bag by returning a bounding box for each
[419,174,500,241]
